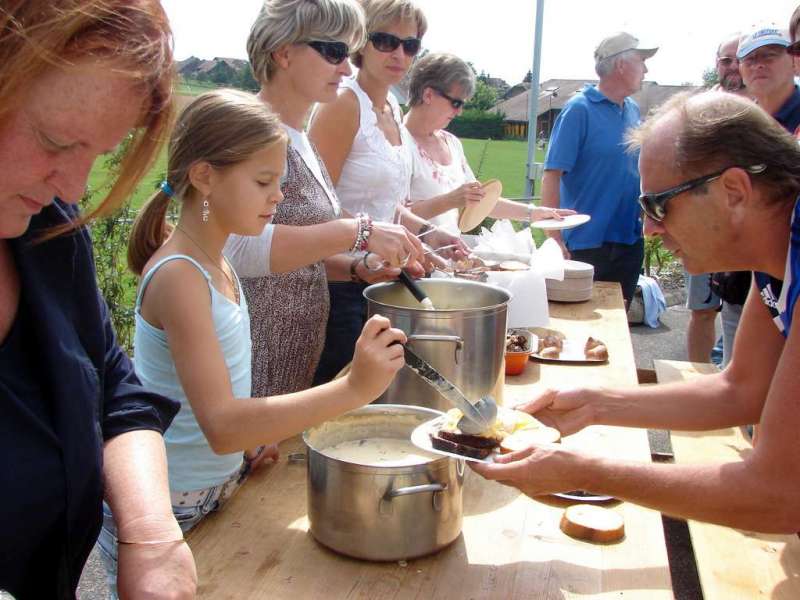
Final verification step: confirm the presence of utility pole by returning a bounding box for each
[524,0,545,198]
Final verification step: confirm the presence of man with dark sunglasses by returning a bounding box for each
[738,26,800,135]
[472,90,800,535]
[542,32,657,310]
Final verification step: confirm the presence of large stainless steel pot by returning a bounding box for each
[304,405,464,561]
[364,279,510,413]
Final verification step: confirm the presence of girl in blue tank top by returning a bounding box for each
[97,89,407,593]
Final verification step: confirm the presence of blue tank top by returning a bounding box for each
[754,198,800,338]
[133,254,251,491]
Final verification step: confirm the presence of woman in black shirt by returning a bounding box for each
[0,1,196,597]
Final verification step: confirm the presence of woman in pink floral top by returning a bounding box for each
[404,53,573,234]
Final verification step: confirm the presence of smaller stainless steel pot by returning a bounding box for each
[303,405,464,561]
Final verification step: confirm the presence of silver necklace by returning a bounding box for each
[174,225,239,304]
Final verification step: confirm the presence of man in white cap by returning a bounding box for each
[541,32,657,310]
[738,25,800,134]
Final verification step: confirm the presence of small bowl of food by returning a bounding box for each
[505,329,535,376]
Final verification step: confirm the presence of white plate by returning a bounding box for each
[530,336,607,363]
[552,490,615,502]
[410,416,497,464]
[531,213,591,231]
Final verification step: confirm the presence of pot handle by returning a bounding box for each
[406,334,464,364]
[384,482,447,498]
[380,482,448,514]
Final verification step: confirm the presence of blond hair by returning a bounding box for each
[0,0,176,232]
[248,0,366,83]
[352,0,427,68]
[128,89,286,275]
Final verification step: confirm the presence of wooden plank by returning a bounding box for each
[186,283,672,599]
[654,359,800,600]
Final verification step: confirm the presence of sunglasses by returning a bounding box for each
[638,164,766,222]
[789,40,800,56]
[368,32,422,57]
[306,40,350,65]
[434,88,466,110]
[715,56,738,67]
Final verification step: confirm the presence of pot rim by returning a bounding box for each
[303,404,450,473]
[363,280,512,313]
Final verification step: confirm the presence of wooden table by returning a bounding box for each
[187,282,672,599]
[655,360,800,600]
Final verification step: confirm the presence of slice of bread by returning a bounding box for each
[430,432,497,459]
[559,504,624,543]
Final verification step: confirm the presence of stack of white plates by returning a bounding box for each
[546,260,594,302]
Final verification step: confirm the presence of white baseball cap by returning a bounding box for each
[737,26,790,59]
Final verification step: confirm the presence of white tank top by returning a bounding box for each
[333,77,412,223]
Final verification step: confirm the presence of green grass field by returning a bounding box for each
[87,137,539,212]
[461,139,545,199]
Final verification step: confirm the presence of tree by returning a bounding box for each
[238,64,259,92]
[465,79,498,111]
[702,67,719,88]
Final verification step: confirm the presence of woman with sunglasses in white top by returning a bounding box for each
[309,0,467,384]
[404,52,574,236]
[224,0,422,400]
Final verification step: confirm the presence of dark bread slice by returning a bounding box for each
[430,433,496,459]
[437,429,501,449]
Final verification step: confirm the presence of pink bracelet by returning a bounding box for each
[350,213,373,253]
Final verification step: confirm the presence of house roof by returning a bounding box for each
[493,78,700,122]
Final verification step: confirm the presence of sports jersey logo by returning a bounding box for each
[760,285,779,310]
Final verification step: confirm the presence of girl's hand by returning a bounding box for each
[347,315,406,400]
[448,181,485,209]
[355,256,401,284]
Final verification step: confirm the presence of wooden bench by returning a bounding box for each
[654,359,800,600]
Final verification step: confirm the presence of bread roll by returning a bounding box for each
[585,344,608,361]
[538,346,561,359]
[559,504,624,543]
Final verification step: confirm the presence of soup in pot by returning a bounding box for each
[321,437,436,467]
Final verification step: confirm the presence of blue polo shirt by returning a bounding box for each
[544,85,643,251]
[774,85,800,135]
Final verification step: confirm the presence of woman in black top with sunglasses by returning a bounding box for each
[224,0,423,398]
[309,0,467,384]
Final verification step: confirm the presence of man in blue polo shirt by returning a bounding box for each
[739,26,800,134]
[541,32,657,308]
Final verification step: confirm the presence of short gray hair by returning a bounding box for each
[408,52,475,106]
[248,0,366,83]
[595,49,636,78]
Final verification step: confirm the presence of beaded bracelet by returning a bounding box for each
[349,213,373,253]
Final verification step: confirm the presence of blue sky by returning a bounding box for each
[162,0,798,86]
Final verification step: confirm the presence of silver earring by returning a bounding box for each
[202,197,210,222]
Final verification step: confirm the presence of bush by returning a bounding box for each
[446,109,505,139]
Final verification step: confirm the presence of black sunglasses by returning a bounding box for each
[368,31,421,57]
[638,164,766,222]
[434,88,466,110]
[306,40,350,65]
[788,40,800,56]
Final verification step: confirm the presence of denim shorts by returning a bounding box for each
[685,271,721,311]
[96,459,250,599]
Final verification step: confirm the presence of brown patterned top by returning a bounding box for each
[240,142,338,396]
